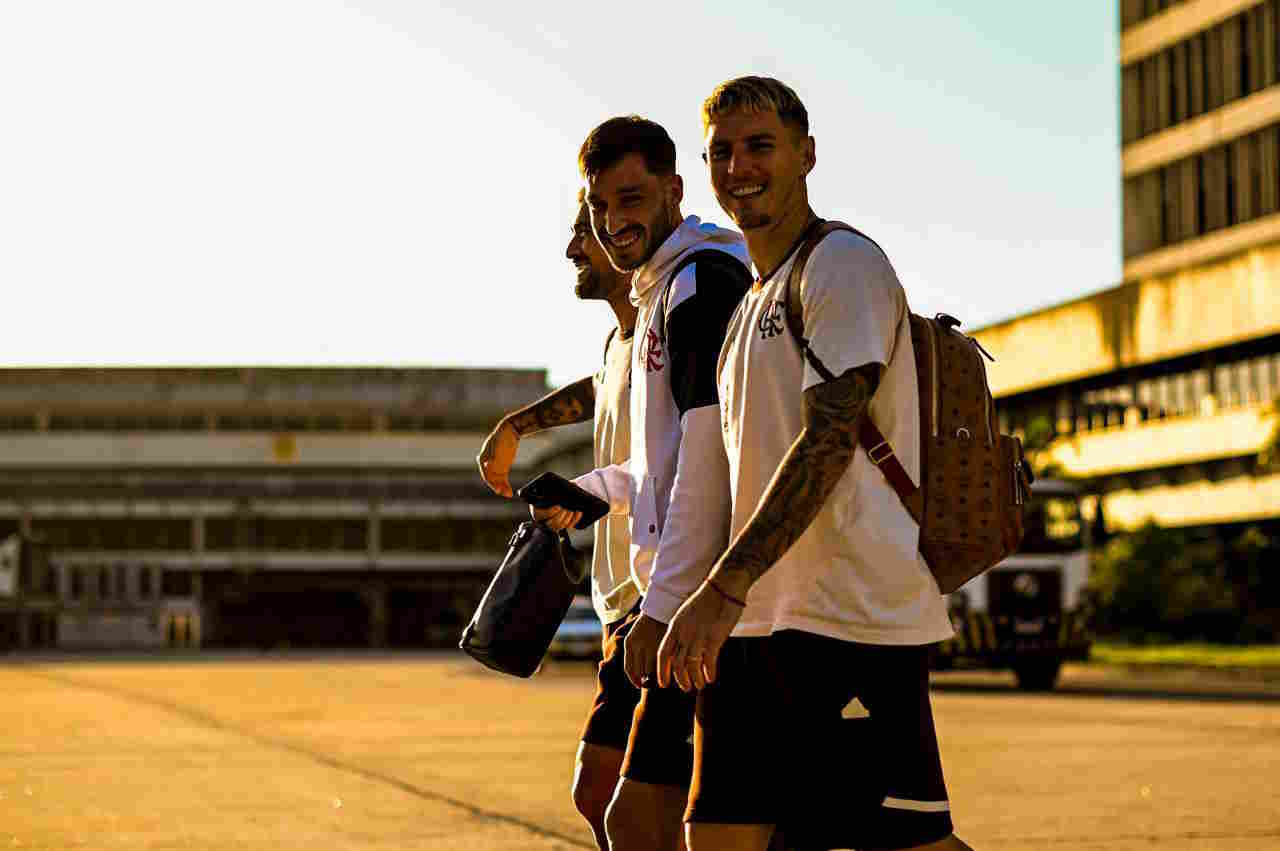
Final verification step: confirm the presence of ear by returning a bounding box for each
[803,136,816,176]
[667,173,684,207]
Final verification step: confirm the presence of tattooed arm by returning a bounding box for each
[710,362,879,592]
[505,376,595,436]
[655,363,879,691]
[476,376,594,497]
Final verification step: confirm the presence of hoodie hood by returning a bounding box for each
[630,215,748,307]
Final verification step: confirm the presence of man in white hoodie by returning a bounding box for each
[538,115,752,851]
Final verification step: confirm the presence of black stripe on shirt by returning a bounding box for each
[666,255,751,416]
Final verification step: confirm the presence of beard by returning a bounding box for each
[720,188,773,231]
[733,209,773,230]
[606,204,679,272]
[574,267,605,300]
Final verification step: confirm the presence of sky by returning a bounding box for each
[0,1,1120,386]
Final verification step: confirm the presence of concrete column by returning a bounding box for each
[17,612,31,650]
[1204,353,1220,413]
[190,576,204,648]
[365,585,389,649]
[1127,372,1142,427]
[367,501,381,564]
[122,560,136,601]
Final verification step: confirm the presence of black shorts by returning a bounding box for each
[580,606,643,751]
[580,604,695,788]
[619,677,696,787]
[687,631,953,850]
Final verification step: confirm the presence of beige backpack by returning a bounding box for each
[783,221,1032,594]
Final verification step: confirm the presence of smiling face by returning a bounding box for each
[704,107,814,232]
[565,200,626,301]
[584,152,684,272]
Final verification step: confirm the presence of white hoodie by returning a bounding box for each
[574,216,750,623]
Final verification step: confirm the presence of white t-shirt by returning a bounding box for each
[591,330,639,624]
[716,229,953,645]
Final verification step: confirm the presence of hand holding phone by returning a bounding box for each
[517,472,610,530]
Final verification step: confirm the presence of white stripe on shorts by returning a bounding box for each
[881,796,951,813]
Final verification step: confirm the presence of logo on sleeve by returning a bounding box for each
[640,328,665,372]
[758,300,786,340]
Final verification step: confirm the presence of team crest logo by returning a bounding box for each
[758,300,786,339]
[641,327,665,372]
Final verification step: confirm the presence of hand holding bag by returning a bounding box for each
[458,521,587,677]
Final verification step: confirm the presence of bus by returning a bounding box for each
[932,478,1092,690]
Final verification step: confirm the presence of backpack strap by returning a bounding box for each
[781,220,920,511]
[602,327,617,366]
[781,220,889,381]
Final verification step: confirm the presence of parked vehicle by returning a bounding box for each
[933,478,1093,690]
[548,595,602,660]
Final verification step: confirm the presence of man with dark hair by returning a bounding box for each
[656,77,971,851]
[476,192,638,850]
[537,114,752,851]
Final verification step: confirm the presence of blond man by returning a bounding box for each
[657,77,971,851]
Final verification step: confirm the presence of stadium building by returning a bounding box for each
[0,368,588,651]
[973,0,1280,542]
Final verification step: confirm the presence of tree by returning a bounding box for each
[1090,522,1239,642]
[1023,414,1066,479]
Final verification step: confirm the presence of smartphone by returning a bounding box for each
[517,472,610,530]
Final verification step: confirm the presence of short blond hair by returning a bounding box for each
[701,76,809,135]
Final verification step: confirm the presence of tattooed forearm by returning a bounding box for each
[712,363,880,588]
[506,376,595,437]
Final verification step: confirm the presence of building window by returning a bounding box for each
[1055,397,1073,434]
[27,518,192,553]
[0,415,37,431]
[1225,144,1238,226]
[1121,7,1274,140]
[1194,154,1207,237]
[1127,124,1280,259]
[1191,369,1211,414]
[162,570,192,598]
[1258,355,1278,403]
[250,517,367,552]
[204,518,239,550]
[1161,166,1180,243]
[1215,364,1237,408]
[138,567,153,599]
[1236,360,1256,404]
[1248,134,1263,222]
[1240,16,1253,96]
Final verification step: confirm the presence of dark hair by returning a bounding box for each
[578,116,677,179]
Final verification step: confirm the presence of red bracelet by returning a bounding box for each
[705,577,747,608]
